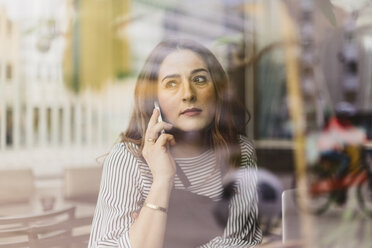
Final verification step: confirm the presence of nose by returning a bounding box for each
[181,80,196,102]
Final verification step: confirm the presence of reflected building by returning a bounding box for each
[0,7,20,150]
[0,3,133,177]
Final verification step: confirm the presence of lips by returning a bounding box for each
[181,108,202,116]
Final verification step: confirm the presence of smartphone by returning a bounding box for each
[154,101,165,134]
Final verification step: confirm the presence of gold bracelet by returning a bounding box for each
[144,202,167,213]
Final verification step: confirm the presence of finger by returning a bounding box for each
[147,122,173,139]
[156,134,176,148]
[145,108,160,143]
[147,108,160,130]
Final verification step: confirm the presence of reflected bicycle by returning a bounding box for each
[292,144,372,217]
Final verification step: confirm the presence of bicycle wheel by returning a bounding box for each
[357,179,372,218]
[291,165,334,215]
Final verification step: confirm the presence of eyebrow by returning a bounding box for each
[161,68,208,82]
[190,68,208,75]
[161,74,180,82]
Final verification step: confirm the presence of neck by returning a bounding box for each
[170,128,211,158]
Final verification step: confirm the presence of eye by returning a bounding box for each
[165,81,178,88]
[193,76,207,84]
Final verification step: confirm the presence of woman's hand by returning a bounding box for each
[142,108,176,184]
[130,109,175,248]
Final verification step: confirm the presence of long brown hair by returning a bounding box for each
[121,38,249,169]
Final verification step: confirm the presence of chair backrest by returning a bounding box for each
[0,206,76,248]
[28,215,93,248]
[63,166,102,202]
[0,226,30,248]
[0,168,34,204]
[0,206,75,229]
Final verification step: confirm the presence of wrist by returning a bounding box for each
[152,178,174,189]
[144,202,167,214]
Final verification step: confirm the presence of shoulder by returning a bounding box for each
[238,135,256,157]
[238,135,257,168]
[238,135,255,148]
[107,142,137,159]
[99,142,143,200]
[103,142,140,173]
[108,141,139,158]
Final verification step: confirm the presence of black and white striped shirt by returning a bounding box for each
[89,135,262,247]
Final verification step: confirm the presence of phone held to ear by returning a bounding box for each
[154,101,165,134]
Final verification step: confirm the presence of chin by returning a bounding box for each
[175,121,211,133]
[178,127,203,132]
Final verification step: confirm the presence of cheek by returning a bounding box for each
[201,87,216,108]
[158,94,177,120]
[199,88,217,124]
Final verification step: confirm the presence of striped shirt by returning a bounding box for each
[89,135,262,247]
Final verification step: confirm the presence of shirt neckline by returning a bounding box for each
[173,148,214,162]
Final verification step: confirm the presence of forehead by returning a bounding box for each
[158,49,208,79]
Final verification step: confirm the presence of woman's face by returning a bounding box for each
[157,49,216,132]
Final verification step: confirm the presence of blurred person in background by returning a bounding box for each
[89,39,262,248]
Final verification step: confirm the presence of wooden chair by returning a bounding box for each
[28,214,93,248]
[0,168,34,205]
[0,226,30,248]
[0,206,92,248]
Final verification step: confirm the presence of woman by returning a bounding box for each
[89,39,262,248]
